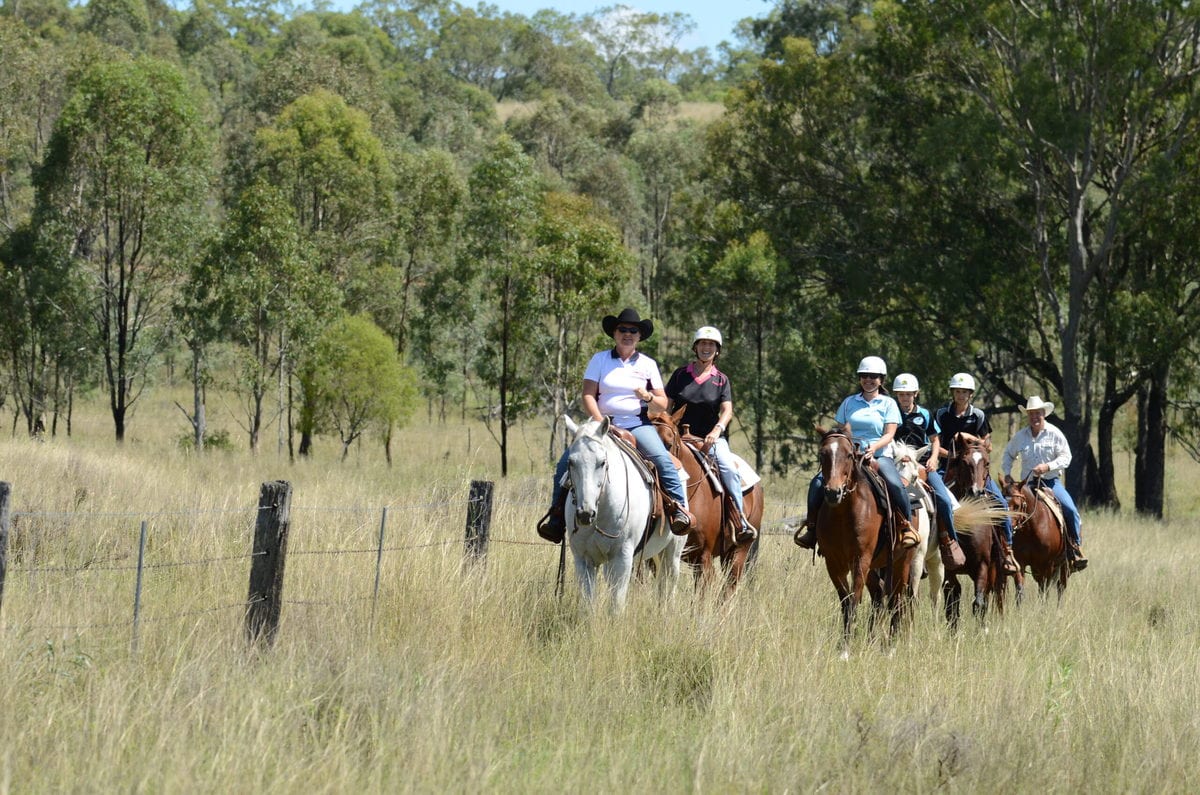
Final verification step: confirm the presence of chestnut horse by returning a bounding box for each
[940,432,1011,629]
[1004,478,1070,602]
[812,428,914,656]
[652,409,762,598]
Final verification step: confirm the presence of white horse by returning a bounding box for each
[563,416,686,613]
[893,442,941,612]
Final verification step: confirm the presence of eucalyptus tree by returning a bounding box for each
[254,88,394,293]
[33,55,212,441]
[465,134,541,476]
[883,0,1200,502]
[530,191,632,458]
[299,313,418,462]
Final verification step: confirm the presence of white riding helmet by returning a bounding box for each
[692,326,723,348]
[949,372,977,391]
[892,373,919,392]
[856,356,887,376]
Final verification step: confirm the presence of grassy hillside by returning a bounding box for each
[1,391,1197,791]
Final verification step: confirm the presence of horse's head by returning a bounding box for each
[650,405,686,456]
[566,416,611,526]
[946,431,991,497]
[893,441,929,487]
[817,427,857,505]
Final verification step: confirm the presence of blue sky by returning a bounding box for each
[480,1,772,53]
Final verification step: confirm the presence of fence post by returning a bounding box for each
[246,480,292,647]
[371,506,388,624]
[464,480,493,566]
[0,482,10,617]
[131,520,148,653]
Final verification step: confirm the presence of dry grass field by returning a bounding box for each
[0,389,1197,792]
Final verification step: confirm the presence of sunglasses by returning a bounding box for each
[615,326,641,335]
[859,373,882,380]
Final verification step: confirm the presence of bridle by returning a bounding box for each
[820,430,860,505]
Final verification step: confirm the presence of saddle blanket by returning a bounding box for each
[730,451,761,490]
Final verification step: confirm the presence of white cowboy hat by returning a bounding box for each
[1018,396,1054,416]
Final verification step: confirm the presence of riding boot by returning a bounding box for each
[938,531,967,571]
[729,500,758,544]
[897,517,920,549]
[667,499,694,535]
[999,535,1019,574]
[793,516,818,549]
[535,489,569,544]
[1071,544,1088,572]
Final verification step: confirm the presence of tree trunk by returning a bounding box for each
[1135,365,1168,518]
[192,343,206,450]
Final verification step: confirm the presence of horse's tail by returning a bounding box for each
[952,496,1011,533]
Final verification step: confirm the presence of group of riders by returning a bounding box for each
[536,307,1087,574]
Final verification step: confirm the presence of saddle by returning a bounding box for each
[1032,484,1068,536]
[606,426,686,537]
[854,456,909,554]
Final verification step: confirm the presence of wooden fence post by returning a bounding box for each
[0,482,10,617]
[464,480,493,566]
[246,480,292,646]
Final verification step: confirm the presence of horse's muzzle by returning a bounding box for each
[574,509,595,527]
[823,485,849,505]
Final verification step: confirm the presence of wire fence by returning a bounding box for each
[0,478,805,647]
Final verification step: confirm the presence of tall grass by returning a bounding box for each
[0,392,1196,792]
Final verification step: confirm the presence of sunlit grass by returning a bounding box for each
[0,389,1197,790]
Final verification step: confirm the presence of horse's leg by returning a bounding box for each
[723,545,749,600]
[606,547,635,614]
[972,564,989,627]
[575,557,597,611]
[656,536,684,602]
[943,576,961,632]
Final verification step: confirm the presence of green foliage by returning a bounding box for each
[301,314,418,459]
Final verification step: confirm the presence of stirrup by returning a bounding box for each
[535,510,565,544]
[734,520,758,544]
[794,520,817,549]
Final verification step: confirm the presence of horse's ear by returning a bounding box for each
[564,415,579,436]
[598,416,611,436]
[984,438,993,452]
[670,403,686,424]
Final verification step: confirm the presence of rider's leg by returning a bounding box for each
[1049,477,1087,570]
[536,449,571,543]
[878,457,919,548]
[630,424,692,533]
[986,476,1018,573]
[712,438,755,541]
[794,472,824,548]
[926,469,965,570]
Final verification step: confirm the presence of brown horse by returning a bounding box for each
[812,427,914,656]
[1003,478,1070,602]
[941,432,1011,629]
[652,409,762,598]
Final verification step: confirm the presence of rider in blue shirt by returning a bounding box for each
[793,357,920,551]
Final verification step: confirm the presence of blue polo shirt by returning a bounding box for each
[835,392,901,458]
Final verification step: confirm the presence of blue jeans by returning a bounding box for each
[925,469,959,542]
[710,437,745,514]
[551,421,688,508]
[806,456,910,522]
[1041,476,1082,548]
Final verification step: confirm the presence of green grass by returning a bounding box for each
[0,392,1197,791]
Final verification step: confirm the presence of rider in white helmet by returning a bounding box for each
[891,372,966,570]
[930,372,1017,573]
[665,326,757,543]
[794,356,921,551]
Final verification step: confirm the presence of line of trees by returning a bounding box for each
[2,0,1198,518]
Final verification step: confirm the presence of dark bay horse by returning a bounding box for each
[812,428,914,657]
[652,409,762,598]
[1003,477,1070,602]
[941,432,1011,629]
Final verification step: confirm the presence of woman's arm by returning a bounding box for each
[704,400,734,447]
[581,379,602,422]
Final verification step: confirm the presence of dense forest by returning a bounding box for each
[2,0,1199,516]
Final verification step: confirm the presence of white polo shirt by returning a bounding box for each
[584,349,664,429]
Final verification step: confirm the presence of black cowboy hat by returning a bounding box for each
[602,307,653,340]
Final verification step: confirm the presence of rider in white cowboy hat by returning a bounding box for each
[1001,396,1087,570]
